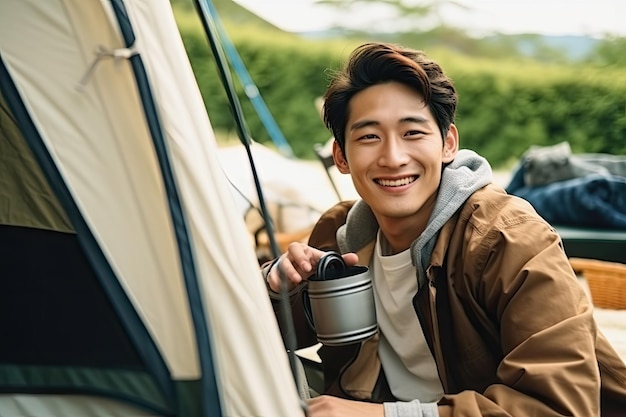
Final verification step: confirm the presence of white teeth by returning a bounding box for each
[377,176,415,187]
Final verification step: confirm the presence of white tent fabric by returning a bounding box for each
[0,395,157,417]
[1,0,197,378]
[220,141,340,232]
[0,0,304,415]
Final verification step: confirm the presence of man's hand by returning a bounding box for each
[307,395,384,417]
[266,243,358,293]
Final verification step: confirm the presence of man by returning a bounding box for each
[264,42,626,417]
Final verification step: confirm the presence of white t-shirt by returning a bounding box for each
[372,231,444,402]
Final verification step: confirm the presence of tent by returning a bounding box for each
[0,0,305,415]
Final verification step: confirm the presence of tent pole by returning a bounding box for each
[192,1,309,411]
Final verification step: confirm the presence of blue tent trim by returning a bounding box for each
[201,0,294,158]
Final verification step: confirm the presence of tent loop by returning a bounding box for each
[77,44,139,91]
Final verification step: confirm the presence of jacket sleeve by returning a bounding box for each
[440,212,602,416]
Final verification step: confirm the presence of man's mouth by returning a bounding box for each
[375,176,418,187]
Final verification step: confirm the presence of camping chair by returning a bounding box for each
[314,142,343,201]
[569,257,626,310]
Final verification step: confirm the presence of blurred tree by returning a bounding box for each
[315,0,470,32]
[313,1,564,62]
[587,36,626,67]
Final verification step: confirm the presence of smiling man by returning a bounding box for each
[333,80,458,253]
[264,42,626,417]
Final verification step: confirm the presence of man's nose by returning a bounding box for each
[378,138,409,167]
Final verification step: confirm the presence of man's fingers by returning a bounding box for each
[342,252,359,266]
[276,255,305,285]
[268,245,357,293]
[286,242,317,275]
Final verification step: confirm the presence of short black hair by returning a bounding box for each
[323,42,458,155]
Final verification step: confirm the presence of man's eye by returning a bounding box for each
[404,130,427,139]
[358,134,378,140]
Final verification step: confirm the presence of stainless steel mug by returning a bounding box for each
[305,252,377,346]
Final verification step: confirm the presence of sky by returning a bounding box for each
[233,0,626,38]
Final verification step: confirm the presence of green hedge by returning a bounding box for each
[175,9,626,168]
[447,57,626,166]
[176,14,349,158]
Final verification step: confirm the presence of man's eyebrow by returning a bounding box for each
[349,119,378,131]
[350,116,429,131]
[400,116,429,124]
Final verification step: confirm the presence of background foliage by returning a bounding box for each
[173,0,626,168]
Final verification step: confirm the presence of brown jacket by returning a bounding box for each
[271,184,626,416]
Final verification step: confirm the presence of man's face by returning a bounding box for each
[333,81,458,226]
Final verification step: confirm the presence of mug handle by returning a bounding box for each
[302,288,316,331]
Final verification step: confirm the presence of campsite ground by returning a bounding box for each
[217,141,626,363]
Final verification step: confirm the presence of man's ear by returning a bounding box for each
[332,140,350,174]
[442,124,459,163]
